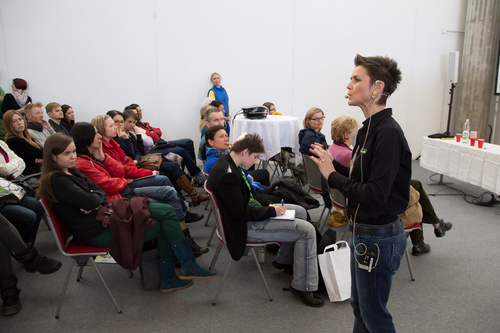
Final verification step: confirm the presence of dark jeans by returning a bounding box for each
[169,138,196,162]
[350,218,406,333]
[0,196,44,244]
[409,179,439,246]
[149,147,201,177]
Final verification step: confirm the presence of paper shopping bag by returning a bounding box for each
[318,240,351,302]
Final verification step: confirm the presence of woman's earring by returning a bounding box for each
[372,91,377,99]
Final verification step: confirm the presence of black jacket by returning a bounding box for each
[206,154,275,260]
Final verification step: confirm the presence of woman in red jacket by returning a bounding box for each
[71,122,209,257]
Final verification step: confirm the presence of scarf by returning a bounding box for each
[12,90,29,108]
[27,122,44,132]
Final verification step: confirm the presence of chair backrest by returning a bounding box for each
[204,183,227,245]
[40,198,73,254]
[329,186,345,210]
[302,154,323,193]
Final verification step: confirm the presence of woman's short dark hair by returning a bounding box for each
[354,54,402,106]
[201,125,226,160]
[70,122,96,157]
[12,78,27,90]
[231,133,265,155]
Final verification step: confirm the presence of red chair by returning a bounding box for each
[39,199,122,318]
[204,184,281,305]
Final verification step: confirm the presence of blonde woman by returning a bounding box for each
[207,72,230,134]
[328,115,359,167]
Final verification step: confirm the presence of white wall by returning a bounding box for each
[0,0,467,158]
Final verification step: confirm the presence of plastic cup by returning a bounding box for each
[455,133,462,142]
[477,139,485,149]
[470,138,476,146]
[470,131,477,139]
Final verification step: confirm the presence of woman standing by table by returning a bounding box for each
[207,72,230,135]
[309,54,410,332]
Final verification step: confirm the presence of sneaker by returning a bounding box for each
[188,236,209,257]
[411,243,431,256]
[24,255,62,275]
[434,219,452,237]
[185,211,204,223]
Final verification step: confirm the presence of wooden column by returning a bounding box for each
[453,0,500,139]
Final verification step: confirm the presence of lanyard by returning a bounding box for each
[239,167,254,205]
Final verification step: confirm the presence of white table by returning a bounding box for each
[230,115,302,165]
[420,137,500,194]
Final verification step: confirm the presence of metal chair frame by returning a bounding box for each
[204,184,280,305]
[40,199,122,318]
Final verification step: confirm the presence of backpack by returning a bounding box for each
[270,179,320,210]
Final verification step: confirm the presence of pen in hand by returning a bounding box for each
[281,199,284,206]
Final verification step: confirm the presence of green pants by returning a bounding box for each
[91,202,183,258]
[409,179,439,246]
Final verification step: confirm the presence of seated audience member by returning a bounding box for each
[125,105,205,186]
[200,101,224,138]
[401,180,453,256]
[0,141,43,244]
[328,117,452,256]
[129,103,197,162]
[3,110,43,175]
[198,107,225,161]
[198,105,211,135]
[123,106,155,152]
[0,214,61,316]
[298,107,327,156]
[25,102,55,148]
[45,102,69,135]
[60,104,75,133]
[109,111,208,206]
[1,78,32,116]
[206,133,323,307]
[201,125,270,186]
[328,115,358,167]
[299,107,330,208]
[82,119,208,255]
[36,134,215,294]
[263,102,282,115]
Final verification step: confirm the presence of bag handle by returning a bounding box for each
[323,240,350,254]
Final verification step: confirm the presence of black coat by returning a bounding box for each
[206,154,275,260]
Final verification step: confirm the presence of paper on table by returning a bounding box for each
[270,210,295,221]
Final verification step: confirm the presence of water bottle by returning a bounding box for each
[462,119,470,143]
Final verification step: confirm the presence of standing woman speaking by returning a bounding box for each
[207,72,230,135]
[309,54,411,332]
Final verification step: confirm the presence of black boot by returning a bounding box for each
[15,246,62,275]
[182,229,209,257]
[1,274,21,316]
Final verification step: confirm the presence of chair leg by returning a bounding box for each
[55,259,75,319]
[207,224,216,247]
[405,247,415,281]
[212,259,232,305]
[76,265,85,282]
[204,198,210,210]
[88,257,122,314]
[209,242,223,271]
[42,215,51,231]
[249,248,273,301]
[204,207,213,227]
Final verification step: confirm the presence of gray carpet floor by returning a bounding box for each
[2,160,499,332]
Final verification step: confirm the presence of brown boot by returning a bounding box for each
[176,175,209,206]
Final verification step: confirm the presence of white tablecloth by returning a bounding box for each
[230,115,302,164]
[420,137,500,194]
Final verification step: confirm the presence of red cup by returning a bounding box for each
[477,139,485,149]
[455,133,462,142]
[470,138,476,146]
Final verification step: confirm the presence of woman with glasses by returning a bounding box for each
[298,107,327,156]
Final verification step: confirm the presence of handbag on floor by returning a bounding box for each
[139,248,161,291]
[318,240,351,302]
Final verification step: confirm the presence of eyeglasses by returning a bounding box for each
[114,120,124,124]
[310,116,325,121]
[270,108,276,112]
